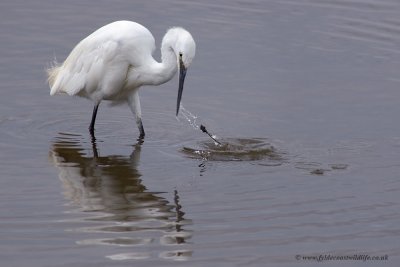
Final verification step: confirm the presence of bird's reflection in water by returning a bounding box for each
[49,133,192,261]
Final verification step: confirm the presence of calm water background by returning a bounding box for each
[1,0,400,266]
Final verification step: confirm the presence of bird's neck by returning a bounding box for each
[140,42,177,86]
[126,31,179,88]
[159,43,179,83]
[149,28,184,86]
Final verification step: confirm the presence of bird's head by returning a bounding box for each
[176,30,196,68]
[167,27,196,116]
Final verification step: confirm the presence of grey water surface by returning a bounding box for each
[1,0,400,266]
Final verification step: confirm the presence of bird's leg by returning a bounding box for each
[89,103,100,136]
[137,118,145,139]
[128,90,145,138]
[90,133,99,158]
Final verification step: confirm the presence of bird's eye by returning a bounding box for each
[179,52,183,58]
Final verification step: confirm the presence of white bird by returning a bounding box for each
[47,20,196,138]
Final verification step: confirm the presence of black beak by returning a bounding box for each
[176,58,187,116]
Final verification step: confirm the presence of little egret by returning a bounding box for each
[47,20,196,138]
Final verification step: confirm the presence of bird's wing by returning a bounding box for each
[49,21,157,98]
[50,38,121,97]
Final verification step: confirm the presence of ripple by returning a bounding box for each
[49,133,193,260]
[279,0,398,12]
[159,249,193,261]
[77,237,153,247]
[295,161,349,175]
[182,138,283,162]
[106,252,151,260]
[326,16,400,47]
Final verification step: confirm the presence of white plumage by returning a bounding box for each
[48,20,196,138]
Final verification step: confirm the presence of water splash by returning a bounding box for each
[182,138,283,162]
[200,125,222,146]
[179,104,200,130]
[178,105,222,146]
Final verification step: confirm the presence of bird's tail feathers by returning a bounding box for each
[47,59,62,95]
